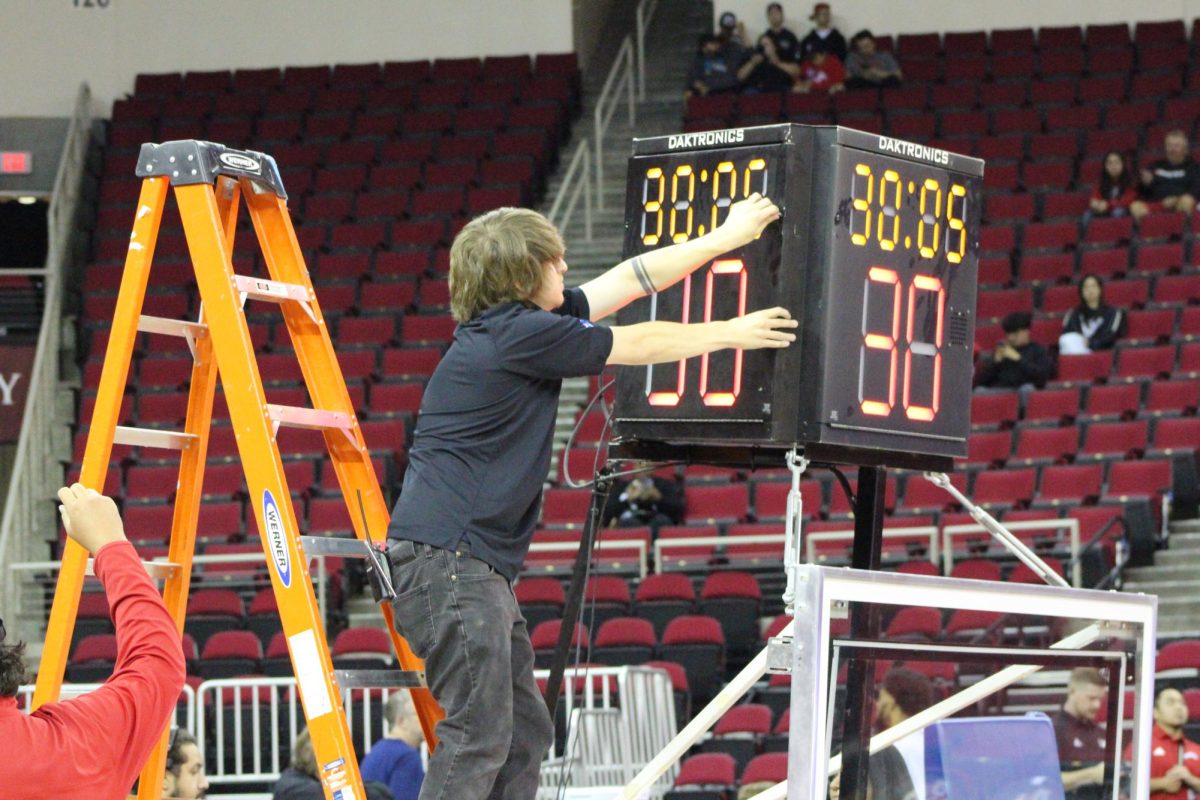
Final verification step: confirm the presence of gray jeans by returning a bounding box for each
[386,539,554,800]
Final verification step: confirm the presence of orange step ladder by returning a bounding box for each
[33,139,443,799]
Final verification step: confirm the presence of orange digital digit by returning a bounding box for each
[917,178,942,259]
[743,158,767,196]
[946,183,967,264]
[903,274,945,421]
[710,160,736,232]
[850,163,873,246]
[642,167,665,246]
[669,164,695,243]
[876,169,901,252]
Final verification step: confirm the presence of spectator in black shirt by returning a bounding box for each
[763,2,802,63]
[1131,129,1200,220]
[799,2,848,61]
[1052,668,1109,800]
[602,476,684,532]
[976,311,1054,391]
[1059,274,1126,354]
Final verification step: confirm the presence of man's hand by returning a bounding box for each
[58,483,127,555]
[723,307,798,349]
[717,193,781,248]
[1140,168,1154,186]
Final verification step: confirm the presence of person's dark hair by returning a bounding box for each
[165,728,198,777]
[1097,150,1132,198]
[0,641,28,697]
[851,29,874,46]
[882,667,935,717]
[1001,311,1033,334]
[767,2,783,12]
[1076,273,1106,310]
[1155,684,1184,706]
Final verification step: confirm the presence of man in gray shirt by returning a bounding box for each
[845,29,903,89]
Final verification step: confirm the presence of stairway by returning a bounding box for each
[1122,517,1200,637]
[542,0,715,481]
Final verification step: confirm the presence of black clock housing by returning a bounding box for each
[611,124,984,471]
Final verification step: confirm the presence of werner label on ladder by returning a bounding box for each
[34,139,442,800]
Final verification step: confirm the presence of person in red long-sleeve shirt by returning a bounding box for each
[0,484,186,800]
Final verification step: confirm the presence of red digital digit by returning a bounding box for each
[859,266,900,417]
[903,274,945,422]
[699,259,748,407]
[646,274,692,406]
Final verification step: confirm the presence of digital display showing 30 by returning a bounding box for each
[613,125,983,470]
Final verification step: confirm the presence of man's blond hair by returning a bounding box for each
[449,207,564,322]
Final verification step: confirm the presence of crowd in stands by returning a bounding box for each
[686,3,901,98]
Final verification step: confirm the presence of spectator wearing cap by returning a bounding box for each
[718,10,752,52]
[844,29,903,89]
[976,311,1055,391]
[799,3,847,61]
[1130,129,1200,221]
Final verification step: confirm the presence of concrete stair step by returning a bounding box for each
[1147,549,1200,567]
[1122,580,1200,597]
[1125,563,1200,581]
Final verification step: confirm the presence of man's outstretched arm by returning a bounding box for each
[606,306,797,366]
[580,193,780,321]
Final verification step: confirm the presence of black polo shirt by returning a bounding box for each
[387,288,613,580]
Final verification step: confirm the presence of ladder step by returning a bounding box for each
[137,314,208,340]
[113,425,199,450]
[267,404,354,433]
[86,557,180,580]
[334,669,426,690]
[234,274,310,304]
[300,535,379,558]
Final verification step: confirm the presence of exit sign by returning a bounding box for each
[0,151,33,174]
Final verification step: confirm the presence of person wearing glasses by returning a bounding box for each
[0,484,186,798]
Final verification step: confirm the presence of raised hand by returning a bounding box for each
[718,193,781,247]
[58,483,128,555]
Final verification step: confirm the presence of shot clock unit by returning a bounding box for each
[611,124,984,471]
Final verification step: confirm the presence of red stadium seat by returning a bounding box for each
[1024,387,1081,424]
[1013,426,1079,465]
[1036,464,1104,506]
[1080,421,1148,459]
[1084,383,1141,421]
[1105,459,1172,502]
[1143,381,1198,417]
[684,484,749,524]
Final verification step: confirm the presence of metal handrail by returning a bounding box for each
[635,0,662,100]
[943,518,1082,586]
[594,35,637,210]
[547,139,593,241]
[0,83,91,643]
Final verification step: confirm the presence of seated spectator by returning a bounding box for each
[360,691,425,800]
[602,475,684,532]
[976,312,1054,392]
[1131,129,1200,220]
[876,668,935,800]
[1085,151,1137,224]
[1059,274,1126,354]
[844,29,903,89]
[273,728,393,800]
[1053,668,1108,800]
[794,50,845,94]
[740,33,799,93]
[1123,686,1200,799]
[686,33,747,98]
[799,2,848,61]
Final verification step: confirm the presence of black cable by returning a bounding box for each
[830,466,857,516]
